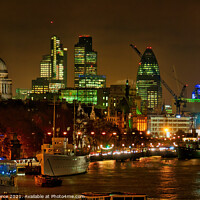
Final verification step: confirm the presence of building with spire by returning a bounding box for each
[136,47,162,113]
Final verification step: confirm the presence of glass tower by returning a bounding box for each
[50,36,67,87]
[32,35,67,95]
[74,35,97,88]
[40,55,51,79]
[136,47,162,113]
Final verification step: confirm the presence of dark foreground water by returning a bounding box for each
[1,157,200,199]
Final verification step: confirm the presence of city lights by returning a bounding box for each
[0,2,198,198]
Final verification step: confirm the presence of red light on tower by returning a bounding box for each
[50,21,54,24]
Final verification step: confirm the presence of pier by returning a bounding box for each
[89,147,177,162]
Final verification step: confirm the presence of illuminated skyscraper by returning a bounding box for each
[74,35,97,88]
[32,35,67,95]
[40,55,51,79]
[50,35,67,86]
[136,47,162,113]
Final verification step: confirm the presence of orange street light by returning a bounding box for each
[91,132,95,135]
[47,132,51,135]
[102,132,106,135]
[63,132,67,135]
[113,132,117,135]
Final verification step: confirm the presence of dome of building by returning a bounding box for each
[0,58,8,73]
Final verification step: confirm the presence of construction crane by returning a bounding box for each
[130,44,142,58]
[161,79,187,115]
[130,43,187,115]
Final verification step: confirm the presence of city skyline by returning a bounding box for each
[0,0,200,104]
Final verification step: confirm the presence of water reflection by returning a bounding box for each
[1,158,200,199]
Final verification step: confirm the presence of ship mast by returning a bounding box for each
[73,100,76,153]
[53,96,56,138]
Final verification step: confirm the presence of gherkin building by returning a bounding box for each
[136,47,162,113]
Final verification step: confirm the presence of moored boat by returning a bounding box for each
[36,98,89,176]
[36,137,89,176]
[34,174,62,187]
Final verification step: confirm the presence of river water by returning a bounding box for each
[1,157,200,199]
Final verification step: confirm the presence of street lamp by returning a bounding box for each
[63,132,67,135]
[112,132,117,150]
[164,128,170,138]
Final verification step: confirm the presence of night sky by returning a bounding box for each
[0,0,199,103]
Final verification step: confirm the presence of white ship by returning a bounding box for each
[36,99,89,176]
[36,137,89,176]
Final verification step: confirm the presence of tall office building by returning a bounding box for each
[32,35,67,95]
[136,47,162,113]
[40,55,51,79]
[50,36,67,86]
[74,35,97,88]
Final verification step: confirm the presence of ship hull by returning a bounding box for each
[37,153,89,176]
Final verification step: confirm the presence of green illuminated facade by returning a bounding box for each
[60,88,97,104]
[78,75,106,88]
[136,47,162,113]
[74,35,97,88]
[59,88,110,107]
[15,88,32,100]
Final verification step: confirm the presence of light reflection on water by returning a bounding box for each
[1,157,200,199]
